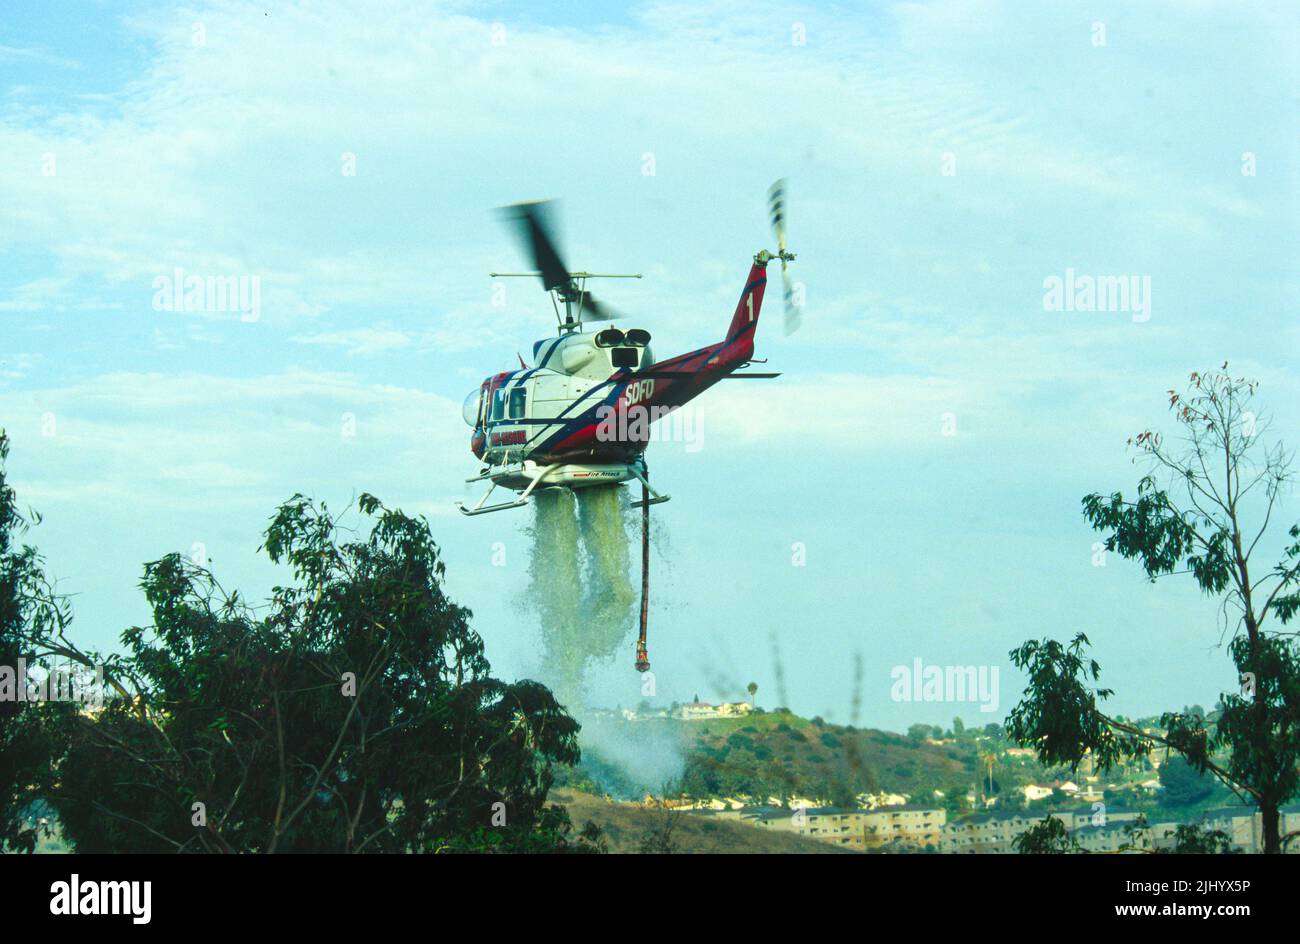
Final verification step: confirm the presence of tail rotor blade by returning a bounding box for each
[768,178,787,253]
[769,178,800,334]
[781,259,800,335]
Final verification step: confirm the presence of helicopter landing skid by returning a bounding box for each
[456,462,557,516]
[456,460,671,516]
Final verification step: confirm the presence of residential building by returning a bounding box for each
[861,804,946,850]
[714,701,754,718]
[942,811,1056,854]
[742,804,946,851]
[674,701,717,721]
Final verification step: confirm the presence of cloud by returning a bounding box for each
[0,44,82,70]
[4,0,1288,334]
[291,327,413,356]
[0,369,467,514]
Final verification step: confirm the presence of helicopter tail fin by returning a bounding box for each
[724,259,769,348]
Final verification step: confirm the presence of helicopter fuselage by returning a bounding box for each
[463,258,770,480]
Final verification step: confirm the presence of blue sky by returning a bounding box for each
[1,0,1297,732]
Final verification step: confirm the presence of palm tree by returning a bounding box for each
[978,749,997,798]
[746,681,758,707]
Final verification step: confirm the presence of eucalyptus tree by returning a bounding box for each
[1008,368,1300,853]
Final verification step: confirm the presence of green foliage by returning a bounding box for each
[726,732,755,751]
[989,787,1235,855]
[437,806,605,854]
[0,431,81,853]
[1006,634,1148,773]
[677,715,984,806]
[1158,757,1213,807]
[42,492,586,852]
[1168,822,1235,854]
[1210,633,1300,814]
[1082,476,1230,592]
[1011,369,1300,853]
[1013,816,1079,854]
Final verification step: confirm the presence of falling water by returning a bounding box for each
[575,486,638,663]
[527,489,586,708]
[525,483,685,796]
[526,485,635,706]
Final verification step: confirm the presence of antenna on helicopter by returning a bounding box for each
[492,201,641,335]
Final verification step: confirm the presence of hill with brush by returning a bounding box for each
[558,709,983,807]
[551,789,858,853]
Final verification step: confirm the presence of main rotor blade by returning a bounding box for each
[499,200,570,292]
[576,291,621,323]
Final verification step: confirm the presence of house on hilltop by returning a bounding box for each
[672,700,753,721]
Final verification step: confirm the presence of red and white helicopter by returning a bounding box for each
[458,181,797,670]
[460,181,796,515]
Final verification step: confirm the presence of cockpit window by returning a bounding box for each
[462,389,482,427]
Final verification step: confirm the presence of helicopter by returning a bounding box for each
[458,181,797,671]
[459,180,796,516]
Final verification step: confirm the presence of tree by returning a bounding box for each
[747,681,758,706]
[39,492,595,852]
[942,782,971,814]
[978,748,998,798]
[1008,369,1300,853]
[1018,811,1235,854]
[0,431,77,852]
[1159,756,1213,807]
[1167,822,1235,854]
[1013,816,1079,853]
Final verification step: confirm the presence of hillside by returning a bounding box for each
[682,711,975,803]
[558,708,1242,829]
[560,709,979,805]
[552,789,858,854]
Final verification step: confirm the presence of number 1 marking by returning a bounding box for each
[746,293,754,321]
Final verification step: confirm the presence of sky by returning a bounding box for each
[1,0,1297,733]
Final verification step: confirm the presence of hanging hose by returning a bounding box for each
[635,478,651,673]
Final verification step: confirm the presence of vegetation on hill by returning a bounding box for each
[678,711,970,807]
[550,789,857,854]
